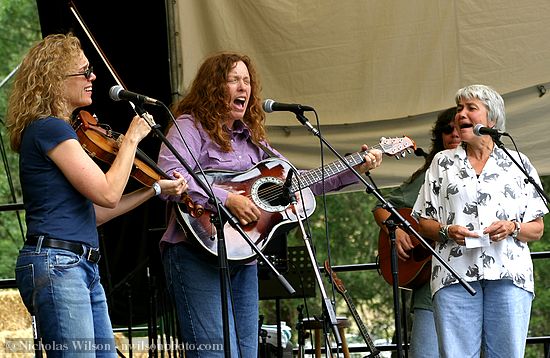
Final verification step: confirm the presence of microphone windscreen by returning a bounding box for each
[262,99,275,113]
[109,85,123,101]
[473,123,484,136]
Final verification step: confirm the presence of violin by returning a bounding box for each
[73,110,204,218]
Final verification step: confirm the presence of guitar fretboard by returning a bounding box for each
[341,291,380,356]
[291,147,378,192]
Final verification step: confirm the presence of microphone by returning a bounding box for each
[264,99,319,135]
[281,169,296,205]
[109,85,160,105]
[473,124,508,137]
[283,169,294,189]
[262,99,314,113]
[109,85,160,128]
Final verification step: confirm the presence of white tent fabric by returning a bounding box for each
[169,0,550,188]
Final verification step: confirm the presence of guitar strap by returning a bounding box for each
[256,141,279,159]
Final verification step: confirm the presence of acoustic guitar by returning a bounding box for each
[377,208,432,289]
[175,137,416,262]
[324,260,381,358]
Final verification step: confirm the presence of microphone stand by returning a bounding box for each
[292,110,476,357]
[283,182,343,351]
[491,134,549,205]
[133,104,295,357]
[383,215,406,357]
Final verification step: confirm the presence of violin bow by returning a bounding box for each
[68,1,158,127]
[68,1,126,89]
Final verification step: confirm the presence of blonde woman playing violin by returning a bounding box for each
[6,33,187,356]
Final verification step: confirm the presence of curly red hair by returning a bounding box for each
[171,52,266,151]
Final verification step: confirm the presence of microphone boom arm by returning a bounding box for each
[291,112,477,293]
[492,136,549,206]
[290,110,476,357]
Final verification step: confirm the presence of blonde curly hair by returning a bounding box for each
[6,33,83,152]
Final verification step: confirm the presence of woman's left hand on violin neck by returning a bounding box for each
[156,171,188,197]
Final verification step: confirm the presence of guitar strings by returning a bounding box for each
[238,143,386,204]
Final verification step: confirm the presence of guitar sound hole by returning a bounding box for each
[257,182,286,207]
[251,175,289,212]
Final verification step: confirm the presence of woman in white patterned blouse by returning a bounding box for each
[412,84,548,358]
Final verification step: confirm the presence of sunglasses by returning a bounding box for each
[441,124,456,135]
[66,66,94,80]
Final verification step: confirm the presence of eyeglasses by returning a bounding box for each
[66,66,94,80]
[441,124,456,135]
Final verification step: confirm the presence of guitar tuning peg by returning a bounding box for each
[407,149,412,154]
[395,156,401,160]
[401,152,407,158]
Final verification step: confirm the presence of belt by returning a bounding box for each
[25,236,101,264]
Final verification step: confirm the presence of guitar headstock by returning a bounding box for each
[379,136,416,158]
[323,260,346,295]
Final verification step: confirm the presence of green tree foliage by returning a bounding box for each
[527,175,550,357]
[0,1,549,355]
[0,0,41,72]
[260,178,550,354]
[0,0,41,278]
[259,188,412,345]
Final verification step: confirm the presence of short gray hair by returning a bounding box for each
[455,84,506,131]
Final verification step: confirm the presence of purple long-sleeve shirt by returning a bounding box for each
[157,114,359,249]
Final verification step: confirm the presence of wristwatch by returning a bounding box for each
[438,224,450,241]
[511,221,521,239]
[152,182,161,196]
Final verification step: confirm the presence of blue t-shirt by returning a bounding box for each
[20,117,98,247]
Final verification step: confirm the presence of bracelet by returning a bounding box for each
[152,182,161,196]
[511,220,521,239]
[438,224,450,241]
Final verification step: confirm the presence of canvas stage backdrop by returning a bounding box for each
[34,0,550,325]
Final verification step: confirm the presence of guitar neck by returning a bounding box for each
[324,259,382,357]
[341,290,380,357]
[292,147,374,191]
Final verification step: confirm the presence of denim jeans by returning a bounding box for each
[433,279,532,358]
[15,241,115,357]
[409,281,438,358]
[409,308,438,358]
[162,243,259,358]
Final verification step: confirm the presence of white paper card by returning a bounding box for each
[465,230,490,249]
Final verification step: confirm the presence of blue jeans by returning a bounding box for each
[409,308,438,358]
[409,281,438,358]
[15,241,115,357]
[433,279,532,358]
[162,243,259,357]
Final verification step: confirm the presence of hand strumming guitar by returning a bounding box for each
[373,207,416,261]
[393,228,416,260]
[226,192,262,226]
